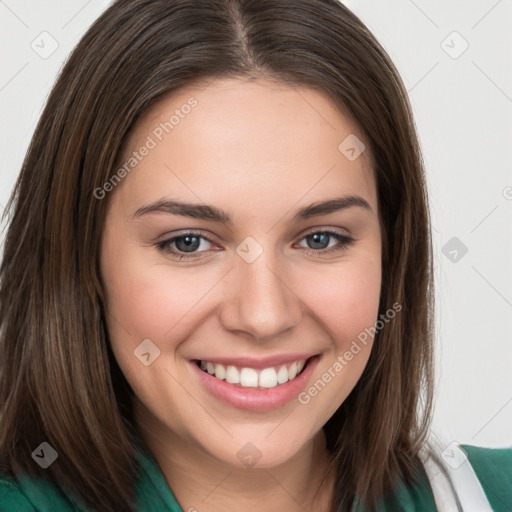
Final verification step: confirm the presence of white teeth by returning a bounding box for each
[288,362,298,380]
[277,365,289,384]
[214,364,226,380]
[259,368,278,388]
[240,368,259,387]
[225,365,240,384]
[198,358,308,388]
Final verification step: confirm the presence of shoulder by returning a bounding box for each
[0,447,184,512]
[461,443,512,512]
[0,473,79,511]
[0,477,35,511]
[382,442,512,512]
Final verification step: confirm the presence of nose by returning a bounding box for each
[219,252,303,341]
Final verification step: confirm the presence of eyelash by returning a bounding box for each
[156,229,355,261]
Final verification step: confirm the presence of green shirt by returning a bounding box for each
[1,444,511,511]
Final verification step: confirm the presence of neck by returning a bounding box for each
[134,404,337,512]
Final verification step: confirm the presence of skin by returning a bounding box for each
[100,77,382,511]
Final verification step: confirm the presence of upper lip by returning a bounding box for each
[192,353,317,370]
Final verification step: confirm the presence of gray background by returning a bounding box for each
[1,0,511,449]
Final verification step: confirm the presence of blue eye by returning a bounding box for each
[298,230,354,255]
[156,230,354,261]
[156,232,215,260]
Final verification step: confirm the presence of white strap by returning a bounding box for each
[420,438,493,512]
[421,450,460,511]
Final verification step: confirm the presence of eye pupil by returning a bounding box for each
[308,233,329,250]
[176,235,200,252]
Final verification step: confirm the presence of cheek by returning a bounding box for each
[101,241,223,341]
[295,254,382,345]
[100,244,213,426]
[100,243,232,403]
[291,254,381,418]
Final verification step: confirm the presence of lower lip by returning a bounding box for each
[191,356,320,411]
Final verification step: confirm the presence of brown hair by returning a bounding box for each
[0,0,435,510]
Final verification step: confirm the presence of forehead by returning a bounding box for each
[114,77,377,219]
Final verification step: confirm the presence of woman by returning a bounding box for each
[0,1,510,511]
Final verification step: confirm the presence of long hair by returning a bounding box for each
[0,1,435,510]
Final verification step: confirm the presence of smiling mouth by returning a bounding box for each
[194,357,312,389]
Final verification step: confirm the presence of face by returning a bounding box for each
[100,77,382,469]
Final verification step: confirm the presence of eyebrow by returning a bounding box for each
[134,195,372,224]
